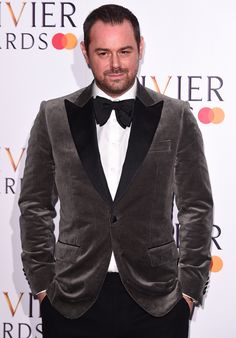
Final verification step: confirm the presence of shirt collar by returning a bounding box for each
[93,78,137,101]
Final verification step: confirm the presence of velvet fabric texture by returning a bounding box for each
[19,81,213,319]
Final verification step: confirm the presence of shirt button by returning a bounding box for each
[110,215,118,223]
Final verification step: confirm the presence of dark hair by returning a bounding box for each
[83,4,141,51]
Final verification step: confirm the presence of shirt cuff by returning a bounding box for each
[36,290,46,295]
[182,293,197,304]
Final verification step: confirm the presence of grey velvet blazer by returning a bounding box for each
[19,81,213,319]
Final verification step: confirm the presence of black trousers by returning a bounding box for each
[41,273,190,338]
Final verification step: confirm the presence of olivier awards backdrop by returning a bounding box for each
[0,0,235,337]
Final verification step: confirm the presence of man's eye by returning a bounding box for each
[120,50,131,55]
[98,51,108,56]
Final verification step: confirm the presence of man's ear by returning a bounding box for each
[80,41,90,65]
[139,36,144,60]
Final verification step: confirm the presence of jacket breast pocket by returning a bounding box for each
[55,240,81,263]
[149,140,172,153]
[147,241,178,267]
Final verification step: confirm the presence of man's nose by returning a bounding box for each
[110,52,121,69]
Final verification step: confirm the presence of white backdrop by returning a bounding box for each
[0,0,235,337]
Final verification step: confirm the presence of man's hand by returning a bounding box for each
[183,295,194,314]
[37,291,47,303]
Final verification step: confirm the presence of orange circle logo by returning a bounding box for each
[210,256,223,272]
[198,107,225,124]
[52,33,77,50]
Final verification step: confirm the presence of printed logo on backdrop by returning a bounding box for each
[0,147,25,195]
[1,292,42,337]
[141,75,225,125]
[0,1,78,50]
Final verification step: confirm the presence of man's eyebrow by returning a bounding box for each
[95,48,109,52]
[94,46,134,52]
[119,46,134,50]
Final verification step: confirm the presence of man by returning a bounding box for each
[19,4,213,338]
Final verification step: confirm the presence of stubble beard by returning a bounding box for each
[94,68,137,97]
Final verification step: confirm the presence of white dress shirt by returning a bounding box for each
[93,80,137,272]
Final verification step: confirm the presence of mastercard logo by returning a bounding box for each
[198,107,225,124]
[52,33,77,50]
[210,255,223,272]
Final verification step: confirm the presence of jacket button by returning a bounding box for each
[110,215,117,223]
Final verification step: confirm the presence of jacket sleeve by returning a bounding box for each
[174,102,213,304]
[19,101,58,295]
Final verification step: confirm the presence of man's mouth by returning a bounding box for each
[104,69,128,77]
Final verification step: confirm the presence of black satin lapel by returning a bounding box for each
[65,99,113,205]
[114,98,164,203]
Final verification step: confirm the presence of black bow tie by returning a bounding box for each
[93,96,134,128]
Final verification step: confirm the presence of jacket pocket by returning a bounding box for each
[147,241,178,267]
[55,240,81,263]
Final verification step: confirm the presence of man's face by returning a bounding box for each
[80,20,144,97]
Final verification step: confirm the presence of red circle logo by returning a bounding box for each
[52,33,77,50]
[198,107,225,124]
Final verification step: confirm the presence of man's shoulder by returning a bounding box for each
[44,86,89,108]
[143,85,187,109]
[36,85,92,123]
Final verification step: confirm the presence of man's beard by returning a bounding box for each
[94,68,136,97]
